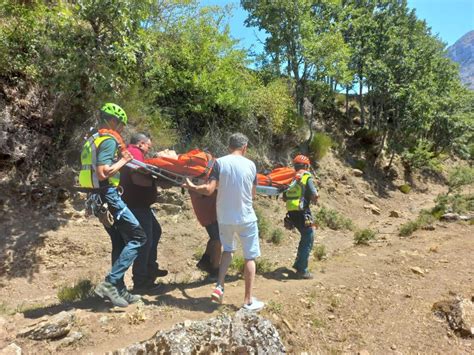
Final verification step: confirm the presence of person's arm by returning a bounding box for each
[307,177,319,204]
[183,160,219,195]
[183,178,218,196]
[96,150,133,181]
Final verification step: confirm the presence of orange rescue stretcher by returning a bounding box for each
[126,149,296,196]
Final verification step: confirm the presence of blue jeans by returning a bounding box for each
[289,211,315,273]
[129,207,162,285]
[102,188,147,290]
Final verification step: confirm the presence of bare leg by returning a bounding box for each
[243,259,256,305]
[217,251,233,288]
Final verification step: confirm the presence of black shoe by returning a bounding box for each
[295,271,314,280]
[196,254,212,273]
[154,268,168,277]
[132,280,162,294]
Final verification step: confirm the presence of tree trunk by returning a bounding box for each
[359,75,364,127]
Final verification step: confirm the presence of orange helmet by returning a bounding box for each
[293,154,310,166]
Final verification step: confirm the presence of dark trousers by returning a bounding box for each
[288,210,314,273]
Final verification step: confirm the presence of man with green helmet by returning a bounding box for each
[79,103,147,307]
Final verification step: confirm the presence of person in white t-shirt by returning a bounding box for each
[183,133,264,311]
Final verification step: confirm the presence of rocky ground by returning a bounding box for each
[0,153,473,354]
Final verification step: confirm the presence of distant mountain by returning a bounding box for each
[448,30,474,90]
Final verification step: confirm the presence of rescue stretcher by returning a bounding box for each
[126,149,297,196]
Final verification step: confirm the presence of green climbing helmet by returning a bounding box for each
[100,103,128,125]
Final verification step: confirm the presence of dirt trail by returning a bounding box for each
[0,157,473,354]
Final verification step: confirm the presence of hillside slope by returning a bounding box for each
[0,152,472,353]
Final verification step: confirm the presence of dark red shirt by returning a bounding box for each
[120,144,157,208]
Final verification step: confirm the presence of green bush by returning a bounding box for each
[315,206,353,230]
[255,258,274,274]
[434,193,474,215]
[229,256,274,275]
[399,184,411,194]
[354,229,377,245]
[255,208,270,239]
[271,228,284,245]
[399,220,420,237]
[448,166,474,191]
[229,255,245,273]
[313,244,327,261]
[401,141,442,172]
[398,209,436,237]
[57,279,94,303]
[309,133,333,161]
[353,159,366,171]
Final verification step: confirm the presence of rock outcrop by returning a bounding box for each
[115,310,285,354]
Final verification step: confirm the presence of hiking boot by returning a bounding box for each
[243,297,265,312]
[211,285,224,304]
[95,281,129,308]
[119,288,142,304]
[296,271,314,280]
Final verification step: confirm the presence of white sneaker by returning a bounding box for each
[243,298,264,311]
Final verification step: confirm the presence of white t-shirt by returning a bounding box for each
[209,154,257,225]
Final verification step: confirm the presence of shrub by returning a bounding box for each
[398,209,436,237]
[271,228,284,245]
[353,159,366,171]
[255,208,270,239]
[309,133,333,161]
[255,258,274,274]
[401,141,442,172]
[315,206,353,230]
[399,184,411,194]
[313,244,327,261]
[57,279,94,303]
[399,220,419,237]
[229,255,245,273]
[354,229,377,245]
[448,166,474,191]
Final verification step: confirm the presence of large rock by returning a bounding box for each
[115,310,285,354]
[17,311,74,340]
[433,297,474,337]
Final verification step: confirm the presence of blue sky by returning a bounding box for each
[200,0,474,51]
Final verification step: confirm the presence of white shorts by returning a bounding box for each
[219,221,260,260]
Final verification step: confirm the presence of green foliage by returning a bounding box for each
[399,184,411,194]
[255,208,270,240]
[399,220,420,237]
[398,209,436,237]
[448,166,474,191]
[434,194,474,215]
[353,159,366,171]
[401,141,442,173]
[229,255,273,275]
[57,279,94,303]
[270,228,284,245]
[229,255,245,274]
[313,244,327,261]
[255,258,274,274]
[354,229,377,245]
[315,206,353,231]
[309,133,333,161]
